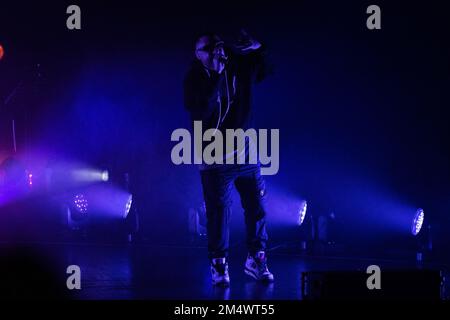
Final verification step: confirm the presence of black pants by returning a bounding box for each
[200,164,268,259]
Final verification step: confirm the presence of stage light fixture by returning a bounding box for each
[297,200,308,226]
[66,194,89,229]
[102,170,109,182]
[27,172,33,187]
[411,208,424,236]
[124,194,133,218]
[74,194,88,214]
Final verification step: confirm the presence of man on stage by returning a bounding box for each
[183,31,274,285]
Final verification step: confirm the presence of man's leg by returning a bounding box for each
[200,168,234,259]
[234,164,268,254]
[235,164,273,281]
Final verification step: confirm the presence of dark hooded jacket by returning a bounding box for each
[184,46,269,131]
[183,45,270,168]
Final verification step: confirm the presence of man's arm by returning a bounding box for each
[246,45,270,83]
[232,30,271,83]
[183,69,223,122]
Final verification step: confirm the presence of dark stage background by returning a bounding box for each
[1,1,449,259]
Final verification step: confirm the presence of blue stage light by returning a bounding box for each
[74,194,88,214]
[124,194,133,218]
[411,208,424,236]
[297,200,308,226]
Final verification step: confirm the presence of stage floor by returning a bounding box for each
[2,242,447,300]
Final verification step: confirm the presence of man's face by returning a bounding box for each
[195,35,225,73]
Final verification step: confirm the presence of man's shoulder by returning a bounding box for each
[185,60,204,75]
[184,63,206,84]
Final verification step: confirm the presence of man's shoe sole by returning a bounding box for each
[245,268,274,282]
[212,279,230,286]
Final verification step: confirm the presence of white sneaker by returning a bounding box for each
[244,251,274,282]
[211,257,230,286]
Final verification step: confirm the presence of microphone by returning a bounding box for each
[217,55,228,64]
